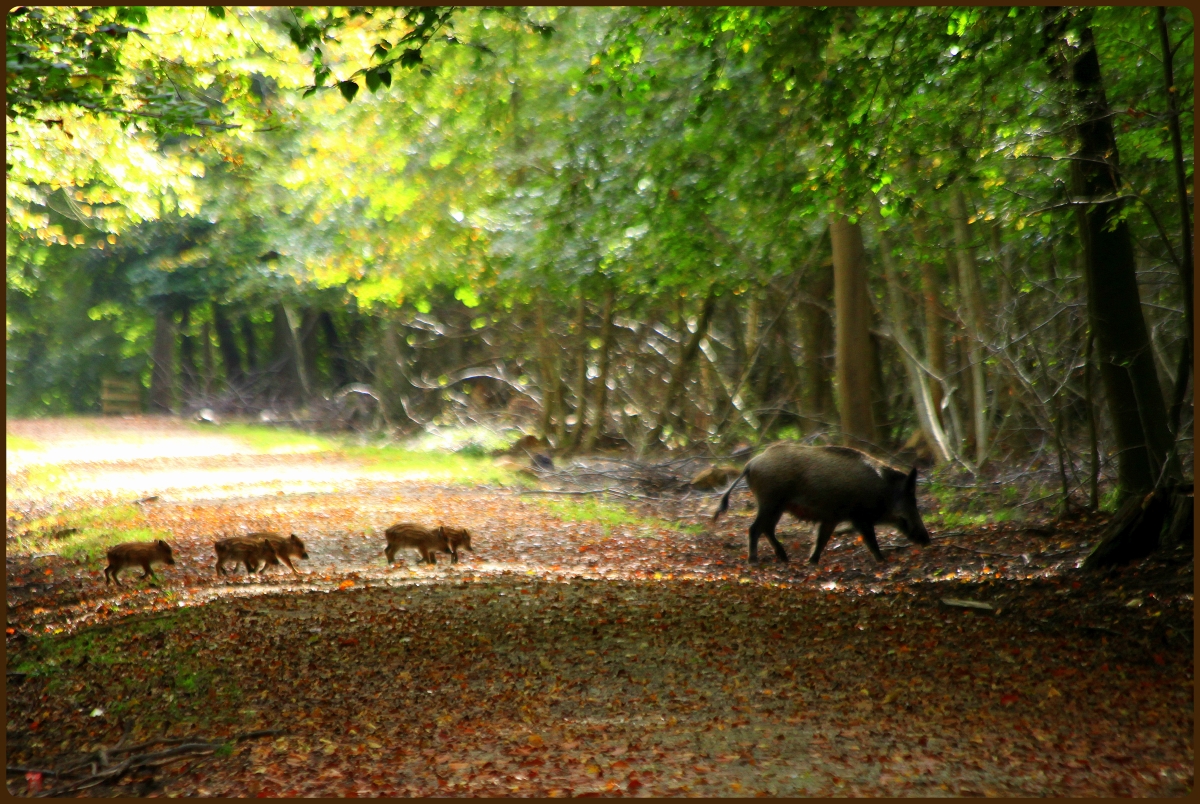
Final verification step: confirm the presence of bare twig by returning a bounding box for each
[943,543,1022,559]
[25,730,286,796]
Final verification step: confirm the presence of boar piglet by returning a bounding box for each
[104,539,175,586]
[214,536,280,576]
[384,523,451,565]
[247,532,309,574]
[714,443,930,564]
[440,527,474,564]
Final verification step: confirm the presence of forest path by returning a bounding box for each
[6,417,1193,797]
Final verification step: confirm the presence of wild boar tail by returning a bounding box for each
[712,466,750,522]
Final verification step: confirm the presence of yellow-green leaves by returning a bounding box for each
[455,286,481,308]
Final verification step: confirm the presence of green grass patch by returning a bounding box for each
[202,422,342,453]
[930,509,1016,529]
[9,613,185,687]
[199,422,534,486]
[401,425,526,455]
[538,496,691,537]
[12,504,169,561]
[5,434,41,451]
[1099,486,1122,513]
[174,669,210,695]
[348,445,536,487]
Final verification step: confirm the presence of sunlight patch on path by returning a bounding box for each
[6,416,262,470]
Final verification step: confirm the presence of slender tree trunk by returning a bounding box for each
[149,308,175,414]
[211,302,244,387]
[535,294,565,444]
[1157,6,1194,438]
[376,314,410,425]
[1085,328,1100,510]
[566,291,590,453]
[200,319,214,397]
[179,305,199,403]
[583,286,616,452]
[284,305,312,399]
[1045,9,1177,497]
[271,303,302,405]
[989,223,1022,432]
[300,308,320,395]
[830,212,876,450]
[744,290,760,391]
[949,187,990,466]
[875,208,953,463]
[798,262,834,431]
[911,213,948,419]
[649,286,719,445]
[770,302,805,433]
[319,311,351,388]
[241,315,259,375]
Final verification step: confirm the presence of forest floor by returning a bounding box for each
[6,416,1194,797]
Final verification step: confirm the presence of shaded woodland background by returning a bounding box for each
[7,7,1193,513]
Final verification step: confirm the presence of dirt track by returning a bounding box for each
[6,417,1194,797]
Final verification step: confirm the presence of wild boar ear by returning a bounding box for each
[905,467,918,493]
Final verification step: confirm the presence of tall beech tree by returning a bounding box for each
[1043,7,1178,497]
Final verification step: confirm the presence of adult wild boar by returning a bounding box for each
[713,443,931,564]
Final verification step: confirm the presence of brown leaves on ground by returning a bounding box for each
[5,417,1195,797]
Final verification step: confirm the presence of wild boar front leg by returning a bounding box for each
[748,506,784,563]
[854,521,886,562]
[141,560,155,580]
[808,520,837,564]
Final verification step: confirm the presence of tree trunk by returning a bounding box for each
[743,290,760,392]
[200,319,214,397]
[830,212,876,450]
[911,212,949,421]
[241,315,259,375]
[875,208,953,464]
[211,302,244,387]
[535,294,564,445]
[319,311,351,388]
[949,187,990,466]
[1085,328,1100,510]
[583,286,616,452]
[798,262,834,431]
[1156,6,1194,438]
[300,308,320,395]
[149,308,175,414]
[1045,9,1177,498]
[649,286,719,445]
[769,302,805,433]
[178,304,199,403]
[271,303,302,405]
[376,315,410,425]
[565,291,590,453]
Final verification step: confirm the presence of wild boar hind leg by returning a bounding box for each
[748,506,788,563]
